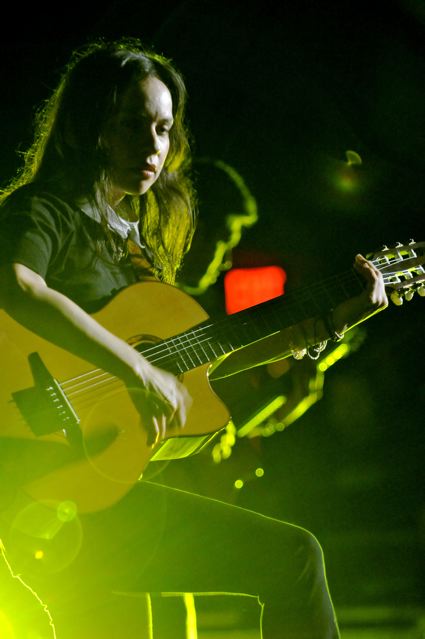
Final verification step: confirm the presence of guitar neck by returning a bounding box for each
[139,268,364,375]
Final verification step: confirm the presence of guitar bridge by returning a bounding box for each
[12,352,80,438]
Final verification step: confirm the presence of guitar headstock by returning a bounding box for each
[368,240,425,306]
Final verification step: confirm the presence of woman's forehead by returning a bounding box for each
[116,76,173,116]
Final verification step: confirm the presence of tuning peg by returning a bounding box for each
[418,284,425,297]
[390,290,403,306]
[381,245,389,251]
[405,289,415,302]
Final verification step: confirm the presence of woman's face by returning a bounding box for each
[103,75,174,206]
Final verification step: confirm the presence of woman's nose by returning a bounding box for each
[141,127,161,155]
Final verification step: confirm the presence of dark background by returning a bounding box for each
[1,0,424,622]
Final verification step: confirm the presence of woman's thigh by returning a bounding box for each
[78,481,314,598]
[2,480,314,604]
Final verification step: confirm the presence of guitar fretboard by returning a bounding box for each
[138,268,364,375]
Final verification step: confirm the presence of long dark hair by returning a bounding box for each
[0,38,197,283]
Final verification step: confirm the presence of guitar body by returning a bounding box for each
[0,281,230,513]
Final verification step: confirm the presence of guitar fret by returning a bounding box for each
[154,337,186,373]
[183,332,211,367]
[174,335,194,372]
[194,331,211,364]
[187,337,205,367]
[174,335,193,369]
[144,338,174,370]
[208,342,224,360]
[217,341,230,355]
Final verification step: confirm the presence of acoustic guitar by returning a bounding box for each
[1,241,423,512]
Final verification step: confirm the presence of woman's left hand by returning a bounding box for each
[333,253,388,334]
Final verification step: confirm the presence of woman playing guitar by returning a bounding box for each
[0,38,387,638]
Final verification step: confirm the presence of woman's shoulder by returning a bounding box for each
[0,182,83,227]
[2,182,72,208]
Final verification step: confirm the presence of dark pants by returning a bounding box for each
[2,481,340,638]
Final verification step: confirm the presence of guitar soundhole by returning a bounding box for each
[127,333,158,349]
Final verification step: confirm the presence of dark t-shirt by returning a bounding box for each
[0,185,139,312]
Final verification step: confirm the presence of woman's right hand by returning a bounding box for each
[125,359,192,447]
[0,264,192,449]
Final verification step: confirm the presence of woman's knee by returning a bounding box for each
[266,523,326,592]
[295,527,325,569]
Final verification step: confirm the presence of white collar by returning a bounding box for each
[77,199,143,247]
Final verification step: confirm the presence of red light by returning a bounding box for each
[224,266,287,314]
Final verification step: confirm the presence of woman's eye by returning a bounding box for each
[157,126,170,135]
[117,117,171,136]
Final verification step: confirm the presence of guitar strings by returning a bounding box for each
[63,266,361,384]
[33,259,425,420]
[61,263,398,406]
[65,264,400,400]
[72,245,425,400]
[9,251,420,425]
[62,268,358,388]
[64,256,402,395]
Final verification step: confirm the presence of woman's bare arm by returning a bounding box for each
[211,254,388,378]
[0,263,191,445]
